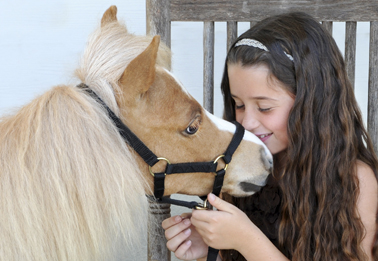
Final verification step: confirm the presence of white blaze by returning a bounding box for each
[205,110,272,159]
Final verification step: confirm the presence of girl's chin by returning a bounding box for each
[271,148,288,157]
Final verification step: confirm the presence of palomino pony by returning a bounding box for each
[0,6,272,261]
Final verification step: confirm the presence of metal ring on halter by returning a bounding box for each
[149,157,170,177]
[213,154,228,171]
[194,199,212,210]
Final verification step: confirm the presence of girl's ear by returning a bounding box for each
[118,35,160,98]
[101,5,117,27]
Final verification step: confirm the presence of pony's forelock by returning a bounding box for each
[75,20,171,114]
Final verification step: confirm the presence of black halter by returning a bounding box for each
[79,84,245,261]
[78,83,245,203]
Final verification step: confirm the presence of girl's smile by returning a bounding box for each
[256,133,273,142]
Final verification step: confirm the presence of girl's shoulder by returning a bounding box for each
[356,160,377,190]
[355,160,377,210]
[355,160,377,259]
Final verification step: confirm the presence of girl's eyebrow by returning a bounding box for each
[231,94,277,101]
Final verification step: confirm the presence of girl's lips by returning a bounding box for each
[256,133,273,142]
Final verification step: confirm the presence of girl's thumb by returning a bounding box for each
[207,193,227,211]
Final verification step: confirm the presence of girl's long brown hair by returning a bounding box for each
[220,12,378,260]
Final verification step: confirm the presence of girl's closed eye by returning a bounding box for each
[258,107,271,112]
[235,104,245,109]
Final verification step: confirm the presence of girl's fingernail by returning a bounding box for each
[184,228,191,235]
[183,219,191,225]
[175,216,182,222]
[208,193,215,201]
[186,240,192,246]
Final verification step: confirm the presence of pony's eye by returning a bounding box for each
[186,124,198,135]
[185,116,201,135]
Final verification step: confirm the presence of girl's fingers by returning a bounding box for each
[173,239,193,259]
[207,193,237,212]
[166,227,192,252]
[162,213,192,230]
[162,215,182,229]
[164,217,192,240]
[190,211,209,224]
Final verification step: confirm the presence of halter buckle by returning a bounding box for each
[149,157,170,177]
[194,199,213,210]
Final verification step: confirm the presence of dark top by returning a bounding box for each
[220,175,282,261]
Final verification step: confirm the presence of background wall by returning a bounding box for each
[0,1,371,260]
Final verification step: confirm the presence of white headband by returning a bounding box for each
[235,39,294,62]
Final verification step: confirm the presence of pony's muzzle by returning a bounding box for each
[238,146,272,193]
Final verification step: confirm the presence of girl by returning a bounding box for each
[162,12,378,260]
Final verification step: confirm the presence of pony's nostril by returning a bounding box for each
[239,182,264,193]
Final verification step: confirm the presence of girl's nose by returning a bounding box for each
[241,111,260,132]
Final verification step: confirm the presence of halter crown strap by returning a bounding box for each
[78,84,160,167]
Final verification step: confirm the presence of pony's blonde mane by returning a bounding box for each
[0,17,164,261]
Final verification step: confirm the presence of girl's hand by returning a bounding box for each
[191,193,256,252]
[162,213,209,260]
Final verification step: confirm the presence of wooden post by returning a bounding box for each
[227,21,237,52]
[147,199,171,261]
[345,21,357,90]
[146,1,172,260]
[322,21,333,34]
[146,0,171,48]
[368,21,378,155]
[203,21,215,113]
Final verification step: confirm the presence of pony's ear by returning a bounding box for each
[119,35,160,97]
[101,5,117,26]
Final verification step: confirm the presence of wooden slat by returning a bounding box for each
[227,21,238,52]
[250,21,257,28]
[368,21,378,155]
[170,0,378,22]
[345,21,357,89]
[322,21,333,34]
[146,0,171,48]
[203,21,215,113]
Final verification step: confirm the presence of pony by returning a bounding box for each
[0,6,272,261]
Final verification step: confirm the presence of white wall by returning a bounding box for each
[0,1,371,120]
[0,1,371,260]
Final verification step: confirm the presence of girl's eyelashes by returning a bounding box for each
[258,107,271,112]
[235,104,271,112]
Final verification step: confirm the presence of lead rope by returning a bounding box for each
[78,84,245,261]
